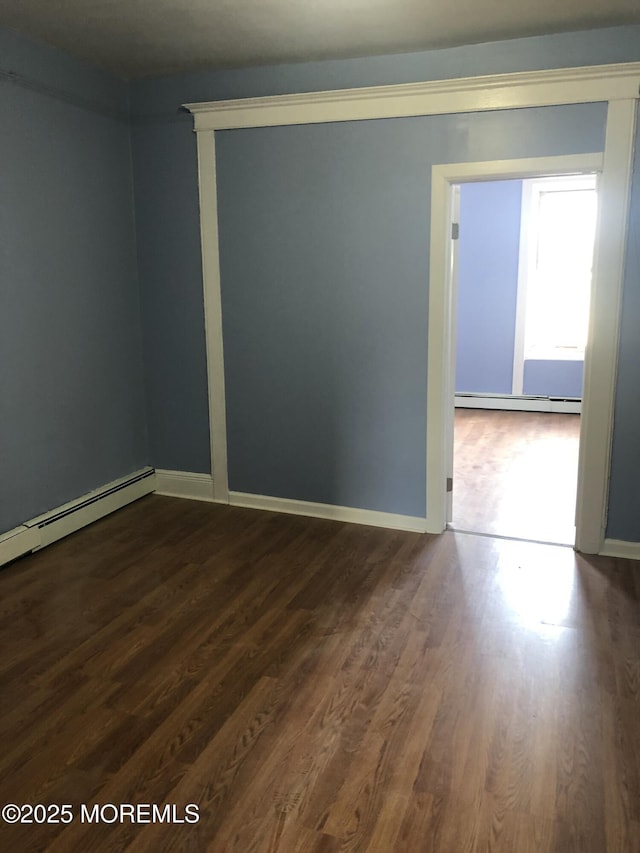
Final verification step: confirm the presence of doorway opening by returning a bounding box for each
[450,174,597,545]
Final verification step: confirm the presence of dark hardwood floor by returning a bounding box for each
[0,495,639,851]
[453,409,581,544]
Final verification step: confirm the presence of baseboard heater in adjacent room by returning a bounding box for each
[0,467,156,569]
[454,393,581,414]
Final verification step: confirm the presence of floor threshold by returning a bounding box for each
[446,524,575,549]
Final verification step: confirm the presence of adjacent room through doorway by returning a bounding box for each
[450,174,597,545]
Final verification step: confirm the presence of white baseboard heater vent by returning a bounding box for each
[454,393,581,414]
[0,467,156,568]
[0,526,41,568]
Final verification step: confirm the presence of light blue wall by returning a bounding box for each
[0,27,128,119]
[456,180,522,395]
[0,29,148,534]
[132,121,210,472]
[214,107,606,517]
[523,360,584,397]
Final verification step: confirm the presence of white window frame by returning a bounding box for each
[512,174,598,395]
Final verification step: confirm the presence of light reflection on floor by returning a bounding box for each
[494,540,575,634]
[453,532,579,641]
[452,410,580,546]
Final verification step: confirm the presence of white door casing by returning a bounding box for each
[428,154,604,549]
[446,186,461,525]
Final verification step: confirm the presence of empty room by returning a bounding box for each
[1,3,640,851]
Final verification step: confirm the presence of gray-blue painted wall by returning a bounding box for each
[0,28,148,534]
[131,120,210,472]
[129,26,640,536]
[215,108,605,517]
[455,180,584,399]
[456,180,522,395]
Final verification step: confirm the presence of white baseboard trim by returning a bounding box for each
[0,468,156,567]
[154,470,215,502]
[455,394,581,414]
[600,538,640,560]
[0,525,41,567]
[228,491,428,533]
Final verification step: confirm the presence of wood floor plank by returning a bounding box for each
[0,495,638,851]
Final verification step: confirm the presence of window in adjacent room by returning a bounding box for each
[513,174,598,392]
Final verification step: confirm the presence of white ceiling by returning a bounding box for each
[1,0,639,79]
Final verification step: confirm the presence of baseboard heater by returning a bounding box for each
[0,467,156,569]
[0,526,41,568]
[454,393,581,414]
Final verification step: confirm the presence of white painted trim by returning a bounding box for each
[24,468,156,550]
[455,394,581,413]
[427,153,604,540]
[0,525,41,567]
[229,492,428,533]
[446,186,461,524]
[426,167,454,534]
[600,539,640,560]
[154,470,215,502]
[185,63,640,131]
[430,153,603,185]
[512,180,534,395]
[195,131,229,503]
[574,99,637,554]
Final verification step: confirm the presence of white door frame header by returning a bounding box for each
[185,62,639,553]
[185,62,640,131]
